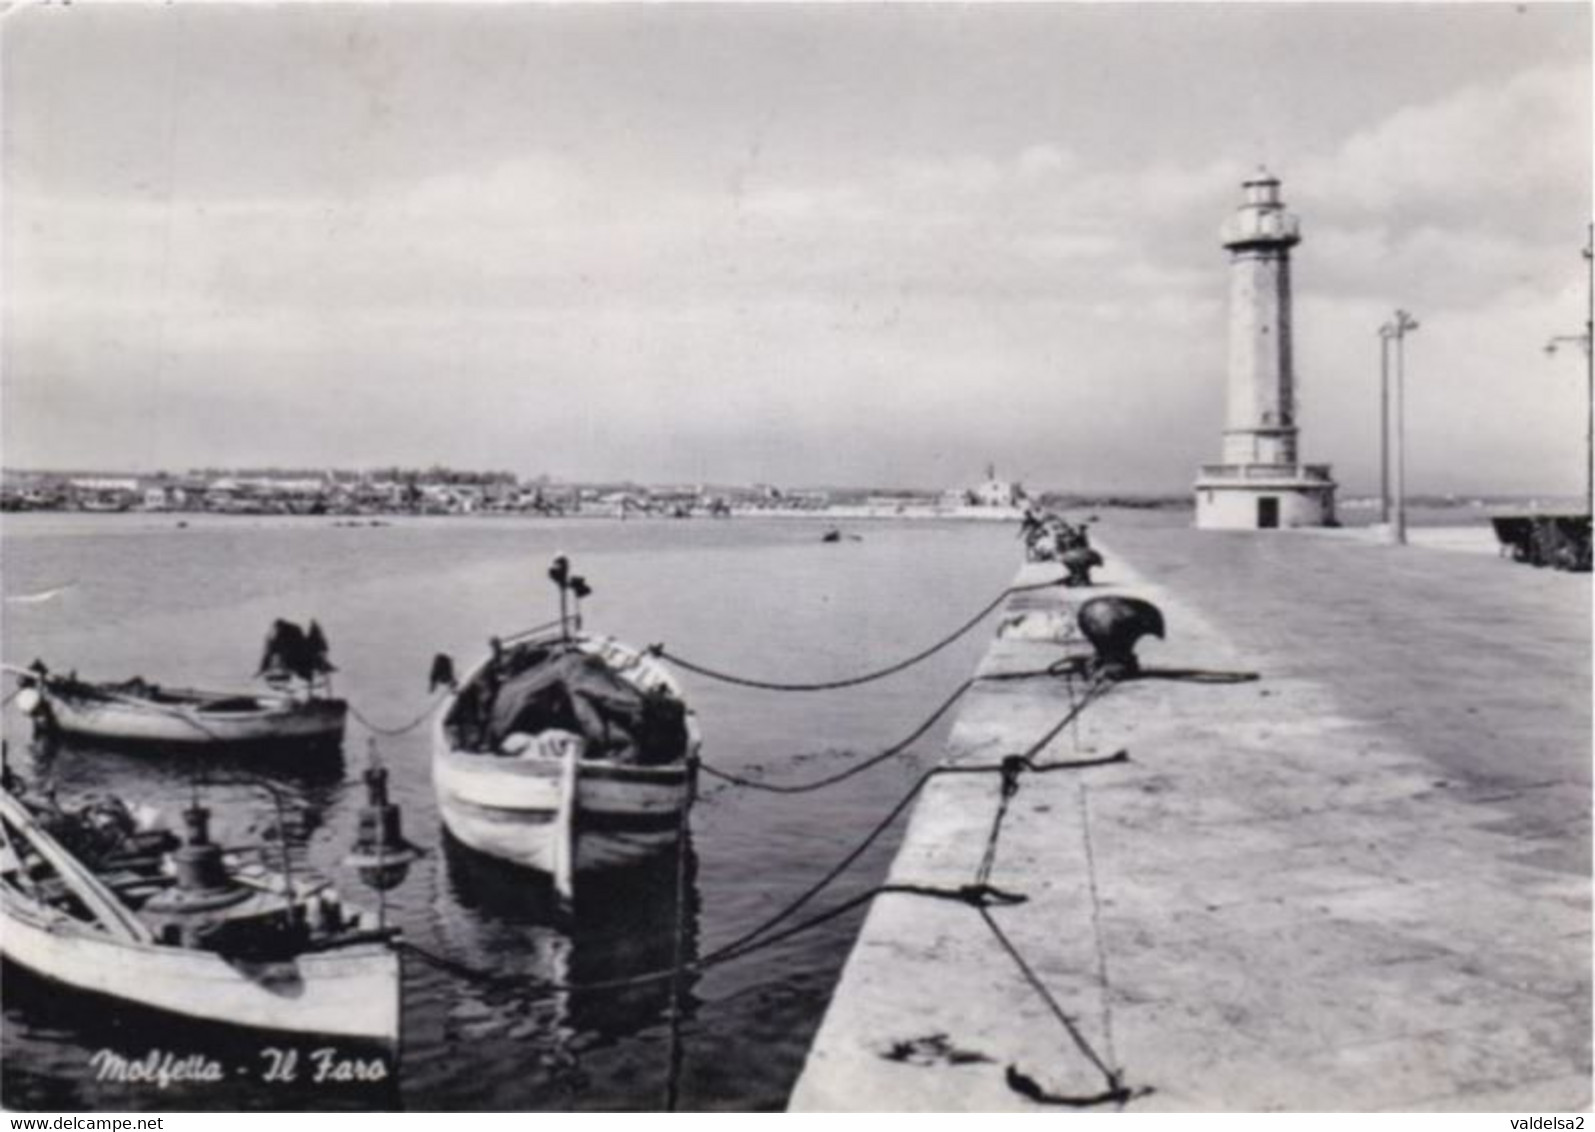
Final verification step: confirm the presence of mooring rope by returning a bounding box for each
[401,772,1052,1007]
[974,756,1025,889]
[697,677,978,795]
[398,879,1029,996]
[1078,784,1119,1076]
[647,576,1066,693]
[396,740,1141,1105]
[977,905,1119,1087]
[399,675,1125,996]
[346,694,447,737]
[962,738,1136,1107]
[663,769,694,1110]
[704,714,1117,968]
[697,663,1098,798]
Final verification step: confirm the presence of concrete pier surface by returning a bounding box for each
[789,527,1590,1111]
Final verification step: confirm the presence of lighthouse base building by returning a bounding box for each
[1194,171,1336,530]
[1194,464,1337,529]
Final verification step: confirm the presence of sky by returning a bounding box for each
[2,2,1590,495]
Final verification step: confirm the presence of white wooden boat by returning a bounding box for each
[20,674,346,748]
[432,631,699,904]
[0,785,400,1046]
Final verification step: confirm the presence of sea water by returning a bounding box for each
[0,513,1017,1111]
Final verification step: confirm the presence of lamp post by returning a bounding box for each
[1378,322,1396,527]
[1387,310,1419,545]
[1544,224,1594,518]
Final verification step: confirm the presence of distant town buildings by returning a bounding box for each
[2,464,1038,519]
[0,467,834,518]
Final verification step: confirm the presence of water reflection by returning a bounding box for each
[430,829,701,1077]
[17,732,347,850]
[22,728,346,790]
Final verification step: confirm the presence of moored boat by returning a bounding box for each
[17,674,346,747]
[0,779,402,1047]
[431,559,699,904]
[11,619,347,749]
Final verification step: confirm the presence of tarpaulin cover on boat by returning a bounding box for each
[476,644,689,766]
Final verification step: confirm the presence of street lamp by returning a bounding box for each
[1378,322,1396,527]
[1544,224,1594,518]
[1386,309,1419,545]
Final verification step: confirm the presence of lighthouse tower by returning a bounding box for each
[1194,172,1336,529]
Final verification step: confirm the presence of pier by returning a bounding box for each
[790,526,1590,1111]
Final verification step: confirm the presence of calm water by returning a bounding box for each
[0,514,1017,1111]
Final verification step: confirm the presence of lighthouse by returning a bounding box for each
[1194,172,1337,529]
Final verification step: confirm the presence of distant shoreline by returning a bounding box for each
[0,501,1548,533]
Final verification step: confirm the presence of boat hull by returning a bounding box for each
[434,749,693,873]
[39,688,347,747]
[0,889,399,1046]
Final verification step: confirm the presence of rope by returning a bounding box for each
[978,907,1127,1102]
[396,746,1140,1102]
[701,882,1027,969]
[1014,673,1112,761]
[964,734,1129,1106]
[696,664,1095,797]
[975,756,1025,888]
[705,764,935,960]
[1079,785,1118,1076]
[698,677,976,795]
[680,709,1121,975]
[663,774,694,1109]
[398,880,1029,995]
[1061,664,1082,752]
[346,694,447,737]
[395,666,1142,1107]
[398,693,1126,996]
[1129,668,1260,684]
[649,576,1065,693]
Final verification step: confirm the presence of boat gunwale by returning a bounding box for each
[35,680,348,747]
[43,682,346,720]
[433,629,702,773]
[1,885,397,965]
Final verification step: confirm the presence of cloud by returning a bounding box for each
[1303,64,1587,222]
[4,39,1588,492]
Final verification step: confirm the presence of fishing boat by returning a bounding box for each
[0,778,403,1046]
[431,558,699,904]
[11,619,347,749]
[17,675,347,748]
